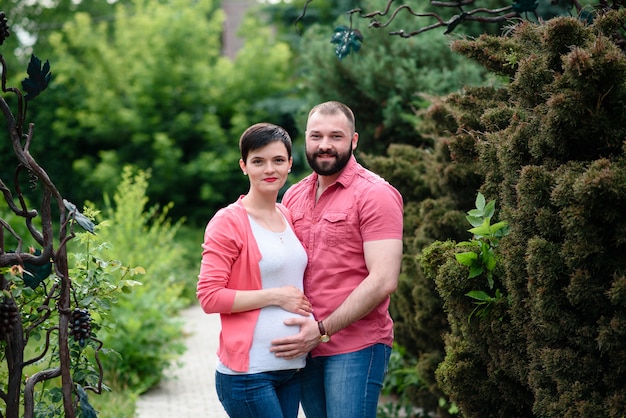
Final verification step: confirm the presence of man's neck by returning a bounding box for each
[315,173,340,201]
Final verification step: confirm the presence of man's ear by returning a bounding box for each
[352,132,359,151]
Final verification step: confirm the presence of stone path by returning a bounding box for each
[135,305,228,417]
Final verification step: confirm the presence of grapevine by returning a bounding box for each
[69,307,92,347]
[0,295,19,336]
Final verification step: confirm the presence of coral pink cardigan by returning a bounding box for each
[196,196,293,372]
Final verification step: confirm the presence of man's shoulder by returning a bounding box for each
[353,162,383,182]
[283,174,315,201]
[350,165,403,209]
[353,164,398,191]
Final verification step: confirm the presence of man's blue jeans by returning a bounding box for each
[300,343,391,418]
[215,368,302,418]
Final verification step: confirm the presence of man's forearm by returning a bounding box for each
[321,274,391,335]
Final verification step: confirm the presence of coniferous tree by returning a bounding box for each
[415,10,626,417]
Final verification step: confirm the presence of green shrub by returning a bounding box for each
[71,166,188,393]
[420,12,626,417]
[2,205,146,416]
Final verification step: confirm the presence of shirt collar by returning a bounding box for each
[310,155,357,190]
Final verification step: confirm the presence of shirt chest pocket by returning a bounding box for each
[321,212,347,247]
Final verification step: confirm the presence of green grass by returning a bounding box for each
[88,387,139,418]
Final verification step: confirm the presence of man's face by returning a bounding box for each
[304,112,356,176]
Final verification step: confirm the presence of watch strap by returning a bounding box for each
[317,320,326,336]
[317,320,330,342]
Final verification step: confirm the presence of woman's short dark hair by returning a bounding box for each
[239,123,292,162]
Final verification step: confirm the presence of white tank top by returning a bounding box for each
[216,213,308,374]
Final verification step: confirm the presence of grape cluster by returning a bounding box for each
[0,296,19,337]
[70,308,92,347]
[0,12,10,46]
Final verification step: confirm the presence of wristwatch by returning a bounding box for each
[318,320,330,343]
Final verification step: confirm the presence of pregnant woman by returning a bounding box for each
[197,123,311,418]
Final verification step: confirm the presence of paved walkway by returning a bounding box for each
[135,304,305,418]
[135,305,228,417]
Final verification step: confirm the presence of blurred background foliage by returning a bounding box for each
[0,0,498,225]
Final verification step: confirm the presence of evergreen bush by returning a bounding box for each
[413,11,626,417]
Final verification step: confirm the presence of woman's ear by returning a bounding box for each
[239,159,247,175]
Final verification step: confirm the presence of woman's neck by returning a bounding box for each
[242,191,278,213]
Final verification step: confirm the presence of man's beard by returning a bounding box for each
[306,144,352,176]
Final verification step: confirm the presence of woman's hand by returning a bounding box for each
[275,286,312,316]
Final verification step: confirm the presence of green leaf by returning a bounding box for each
[494,224,510,239]
[485,253,497,271]
[12,287,23,298]
[455,252,478,265]
[468,224,491,237]
[81,295,95,306]
[475,192,486,211]
[468,265,483,278]
[466,290,491,301]
[483,199,496,219]
[457,241,479,248]
[490,221,509,235]
[465,214,483,227]
[119,279,143,288]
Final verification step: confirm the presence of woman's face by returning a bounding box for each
[240,141,292,194]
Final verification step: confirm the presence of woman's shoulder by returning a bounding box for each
[276,202,293,223]
[209,199,248,227]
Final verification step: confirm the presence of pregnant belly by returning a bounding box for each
[252,306,302,346]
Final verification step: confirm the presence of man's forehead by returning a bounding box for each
[307,113,350,130]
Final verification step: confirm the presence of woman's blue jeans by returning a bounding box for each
[215,368,302,418]
[300,343,391,418]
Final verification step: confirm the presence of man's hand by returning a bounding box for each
[270,317,320,359]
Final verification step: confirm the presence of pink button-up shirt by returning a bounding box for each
[282,156,403,357]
